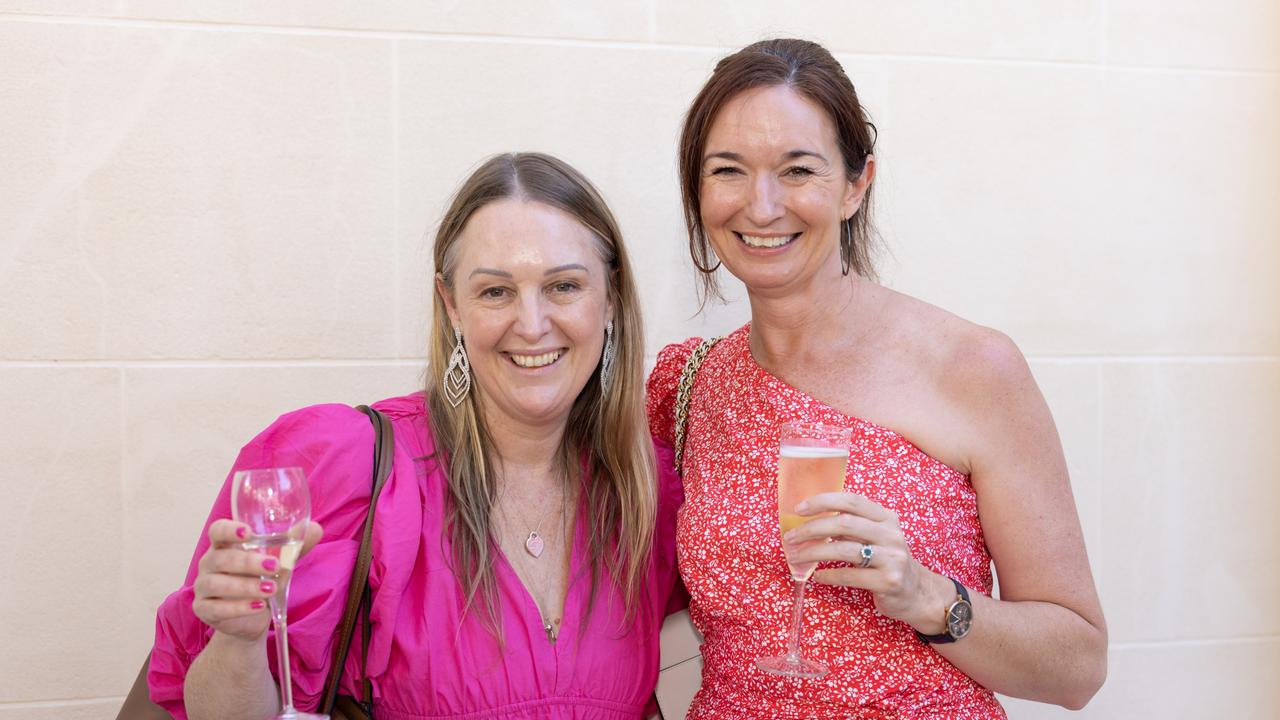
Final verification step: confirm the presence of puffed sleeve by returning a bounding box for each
[645,337,702,449]
[147,403,378,719]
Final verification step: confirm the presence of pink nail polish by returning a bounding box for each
[260,581,275,594]
[236,526,247,539]
[262,557,278,572]
[250,600,265,610]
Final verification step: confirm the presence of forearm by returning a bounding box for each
[184,631,280,720]
[922,576,1107,709]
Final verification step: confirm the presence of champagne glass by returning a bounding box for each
[231,467,326,720]
[756,421,852,678]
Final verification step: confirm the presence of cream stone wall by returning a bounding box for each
[2,2,1277,718]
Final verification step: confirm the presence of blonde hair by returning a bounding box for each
[426,152,656,634]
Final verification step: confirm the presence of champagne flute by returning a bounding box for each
[756,421,852,678]
[231,467,326,720]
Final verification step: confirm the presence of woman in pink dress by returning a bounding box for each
[149,153,683,719]
[648,39,1107,718]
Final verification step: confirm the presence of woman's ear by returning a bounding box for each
[606,270,618,326]
[435,273,461,329]
[842,154,876,219]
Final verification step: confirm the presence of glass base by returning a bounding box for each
[276,711,328,720]
[755,654,829,679]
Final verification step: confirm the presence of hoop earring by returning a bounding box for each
[443,326,471,408]
[841,217,853,276]
[695,231,723,275]
[599,320,616,393]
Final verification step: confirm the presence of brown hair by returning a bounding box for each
[679,38,879,301]
[426,152,656,635]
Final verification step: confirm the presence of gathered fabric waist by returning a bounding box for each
[691,678,1005,720]
[370,695,645,720]
[691,680,896,720]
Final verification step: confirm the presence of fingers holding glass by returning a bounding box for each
[230,467,325,720]
[192,549,276,638]
[757,421,852,679]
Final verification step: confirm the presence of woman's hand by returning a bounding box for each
[782,491,952,633]
[191,519,324,642]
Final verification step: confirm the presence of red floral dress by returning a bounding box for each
[647,325,1006,719]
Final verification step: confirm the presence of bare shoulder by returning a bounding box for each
[873,288,1049,470]
[878,288,1032,393]
[944,320,1035,407]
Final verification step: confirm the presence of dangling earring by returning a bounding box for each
[442,326,471,408]
[840,216,853,276]
[599,320,616,393]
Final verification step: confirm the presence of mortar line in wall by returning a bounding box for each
[1091,362,1104,563]
[1110,634,1280,651]
[118,365,129,580]
[4,355,1278,368]
[1024,355,1280,364]
[0,696,124,708]
[0,359,427,368]
[2,13,1278,78]
[391,38,402,360]
[1100,0,1111,66]
[0,11,722,48]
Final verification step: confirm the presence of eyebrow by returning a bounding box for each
[704,149,828,163]
[469,267,512,279]
[467,263,589,280]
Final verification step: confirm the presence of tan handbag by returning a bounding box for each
[115,654,170,720]
[653,337,721,720]
[115,405,393,720]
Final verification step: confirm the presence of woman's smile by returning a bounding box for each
[737,231,801,250]
[506,349,566,369]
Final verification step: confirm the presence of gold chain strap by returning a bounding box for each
[673,336,722,472]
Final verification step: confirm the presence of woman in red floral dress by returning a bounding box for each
[647,39,1107,719]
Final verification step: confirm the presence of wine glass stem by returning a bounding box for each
[785,579,809,661]
[268,590,296,715]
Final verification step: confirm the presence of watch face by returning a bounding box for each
[947,600,973,639]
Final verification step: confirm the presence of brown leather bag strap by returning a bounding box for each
[359,579,374,706]
[319,405,394,716]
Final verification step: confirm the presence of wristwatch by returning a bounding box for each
[915,577,973,644]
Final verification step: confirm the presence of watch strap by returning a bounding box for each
[915,577,970,644]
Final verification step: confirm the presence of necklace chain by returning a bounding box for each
[496,470,571,643]
[499,475,565,559]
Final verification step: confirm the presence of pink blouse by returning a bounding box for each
[149,393,683,720]
[647,326,1005,719]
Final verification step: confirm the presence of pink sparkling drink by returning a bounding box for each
[757,421,852,679]
[778,445,850,581]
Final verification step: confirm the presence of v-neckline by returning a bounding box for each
[493,499,585,653]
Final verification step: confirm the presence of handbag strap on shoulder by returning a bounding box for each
[673,336,721,472]
[320,405,395,715]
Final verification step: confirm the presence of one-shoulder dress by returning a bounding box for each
[647,326,1005,719]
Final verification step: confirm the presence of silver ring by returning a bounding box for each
[857,544,874,568]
